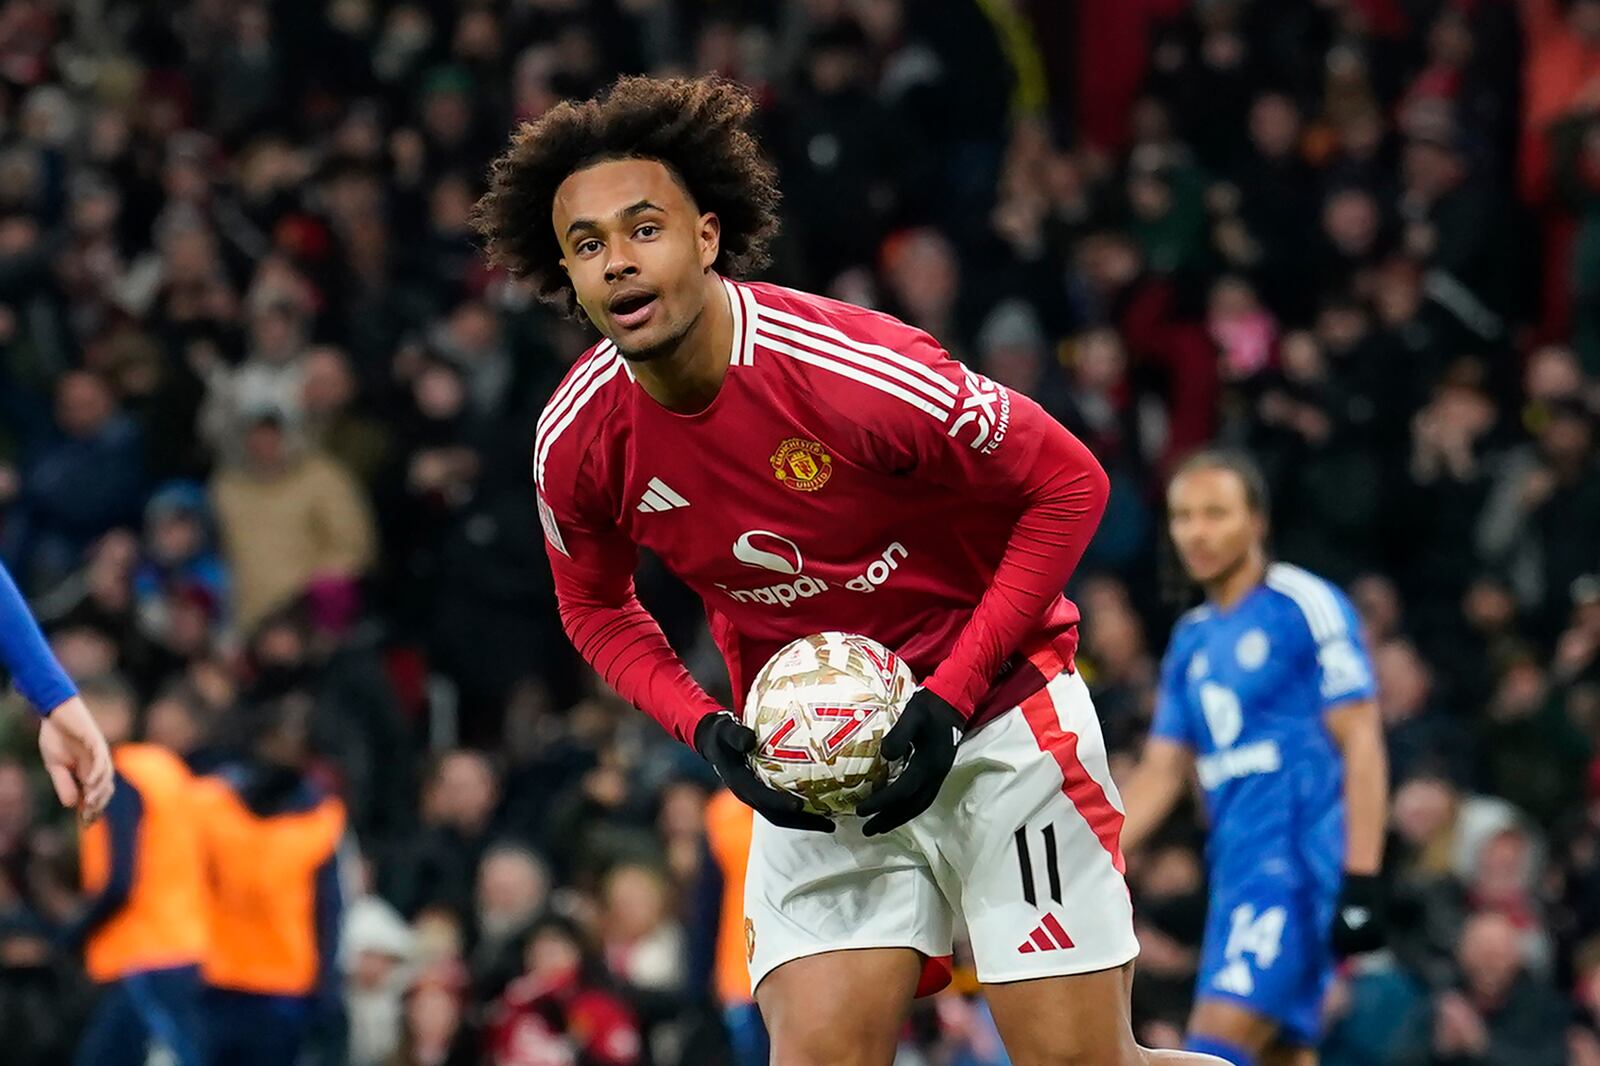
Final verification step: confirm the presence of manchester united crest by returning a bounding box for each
[745,917,756,963]
[770,437,833,492]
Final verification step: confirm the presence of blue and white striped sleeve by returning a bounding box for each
[0,560,77,715]
[1265,564,1377,712]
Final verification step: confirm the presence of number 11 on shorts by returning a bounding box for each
[1014,824,1063,906]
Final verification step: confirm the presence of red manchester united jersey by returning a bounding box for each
[536,278,1108,742]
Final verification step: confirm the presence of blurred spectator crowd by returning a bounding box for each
[0,0,1598,1064]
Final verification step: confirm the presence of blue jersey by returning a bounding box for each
[1152,562,1376,897]
[0,559,75,715]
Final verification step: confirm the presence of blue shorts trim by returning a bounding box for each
[1184,1035,1257,1065]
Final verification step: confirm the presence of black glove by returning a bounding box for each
[856,688,964,837]
[694,711,834,833]
[1330,872,1386,958]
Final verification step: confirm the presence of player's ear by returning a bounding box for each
[558,255,569,276]
[698,212,721,271]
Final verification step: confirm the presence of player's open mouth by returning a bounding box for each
[608,290,658,329]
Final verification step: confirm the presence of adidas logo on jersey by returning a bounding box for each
[1015,913,1075,955]
[637,478,689,513]
[1212,960,1255,997]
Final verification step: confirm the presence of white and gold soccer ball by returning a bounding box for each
[742,631,917,816]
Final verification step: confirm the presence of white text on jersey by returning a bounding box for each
[948,367,1012,455]
[1196,739,1283,789]
[716,542,909,609]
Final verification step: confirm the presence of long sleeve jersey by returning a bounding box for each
[536,278,1110,743]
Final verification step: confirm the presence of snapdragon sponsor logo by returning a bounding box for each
[717,531,909,609]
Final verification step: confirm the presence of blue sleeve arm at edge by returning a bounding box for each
[0,560,76,714]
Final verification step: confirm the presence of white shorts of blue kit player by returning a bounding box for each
[744,668,1139,989]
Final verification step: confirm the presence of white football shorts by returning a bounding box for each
[744,668,1139,990]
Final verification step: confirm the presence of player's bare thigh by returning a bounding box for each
[987,966,1246,1066]
[1190,997,1303,1062]
[755,947,922,1066]
[983,961,1146,1066]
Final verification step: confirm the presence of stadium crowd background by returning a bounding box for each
[0,0,1597,1063]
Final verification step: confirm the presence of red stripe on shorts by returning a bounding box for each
[1018,688,1127,876]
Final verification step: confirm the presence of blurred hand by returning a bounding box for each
[1411,404,1442,444]
[1571,1026,1600,1066]
[1519,467,1557,510]
[1435,992,1489,1055]
[1258,391,1294,425]
[37,696,114,822]
[582,766,628,809]
[1294,406,1333,445]
[185,339,222,378]
[1403,220,1438,259]
[992,196,1045,250]
[1201,30,1244,70]
[203,282,239,322]
[1205,181,1242,216]
[1322,975,1352,1026]
[408,450,454,492]
[1213,217,1260,268]
[1555,627,1599,680]
[389,128,426,182]
[1416,407,1450,455]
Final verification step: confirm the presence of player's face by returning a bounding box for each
[1166,467,1265,585]
[554,158,721,360]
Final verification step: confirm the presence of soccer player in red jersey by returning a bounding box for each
[474,76,1227,1066]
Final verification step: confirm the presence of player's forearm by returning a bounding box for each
[1118,761,1184,853]
[1336,710,1389,875]
[925,430,1110,714]
[0,560,76,715]
[559,596,723,744]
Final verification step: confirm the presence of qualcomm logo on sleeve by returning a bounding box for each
[717,530,908,608]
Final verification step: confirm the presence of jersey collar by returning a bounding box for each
[614,277,760,387]
[722,276,760,368]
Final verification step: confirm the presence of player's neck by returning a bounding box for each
[629,273,735,414]
[1204,548,1267,612]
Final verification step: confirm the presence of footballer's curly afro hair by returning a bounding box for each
[472,75,782,315]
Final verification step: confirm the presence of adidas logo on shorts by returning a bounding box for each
[1016,913,1075,954]
[1212,960,1255,996]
